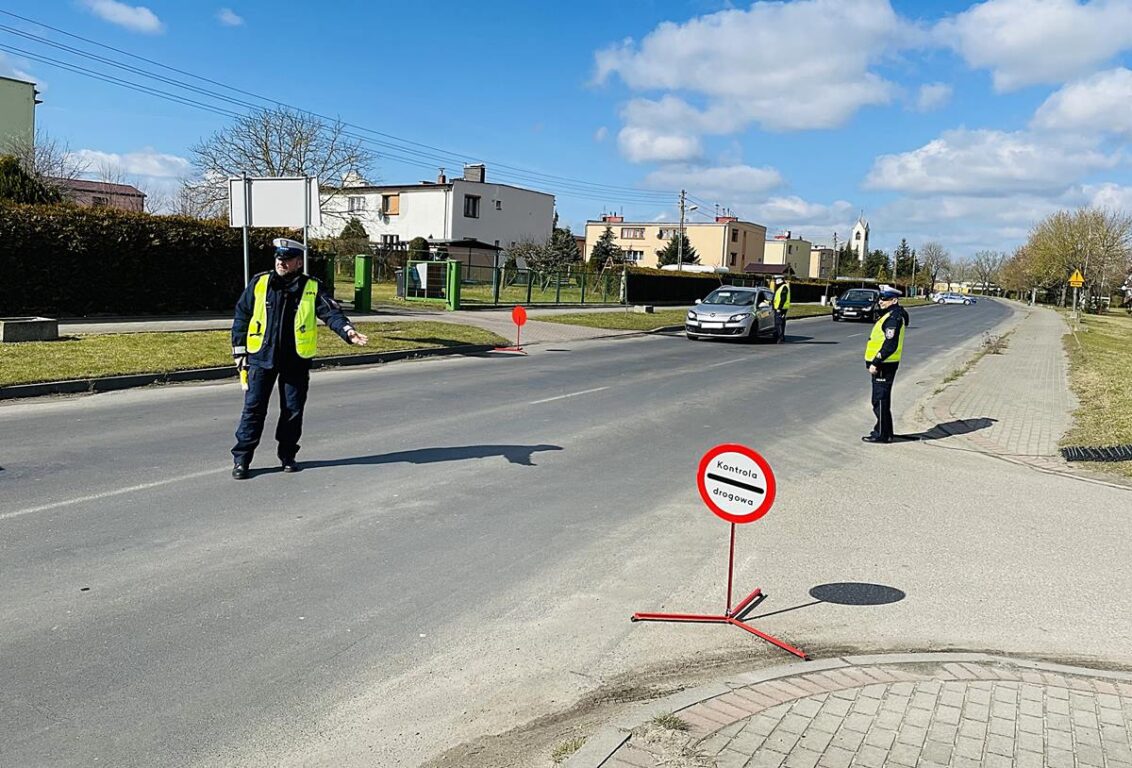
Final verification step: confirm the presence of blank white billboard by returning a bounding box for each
[228,177,322,228]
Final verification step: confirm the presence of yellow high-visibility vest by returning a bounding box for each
[865,310,905,363]
[246,274,319,358]
[773,283,791,310]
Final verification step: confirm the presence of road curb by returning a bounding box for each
[0,344,497,401]
[563,652,1132,768]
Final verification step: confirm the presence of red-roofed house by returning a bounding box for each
[54,178,146,212]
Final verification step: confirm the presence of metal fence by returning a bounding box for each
[457,263,624,306]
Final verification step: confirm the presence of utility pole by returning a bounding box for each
[678,189,686,271]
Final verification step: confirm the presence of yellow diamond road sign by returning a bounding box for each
[1069,269,1084,287]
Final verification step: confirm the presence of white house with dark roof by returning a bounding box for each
[314,164,554,256]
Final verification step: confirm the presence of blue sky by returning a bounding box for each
[2,0,1132,258]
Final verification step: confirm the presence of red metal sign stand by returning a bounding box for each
[494,305,528,354]
[631,523,808,659]
[631,444,808,660]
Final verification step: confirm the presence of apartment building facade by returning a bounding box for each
[763,232,813,277]
[583,214,767,271]
[0,75,38,151]
[314,164,554,256]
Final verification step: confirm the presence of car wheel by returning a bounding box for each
[686,332,700,341]
[964,299,973,305]
[832,314,839,321]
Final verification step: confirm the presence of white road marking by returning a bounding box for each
[704,359,746,369]
[847,333,864,337]
[1,468,224,522]
[530,387,610,405]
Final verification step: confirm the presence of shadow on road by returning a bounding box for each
[785,336,838,344]
[905,417,997,441]
[300,443,563,470]
[742,582,906,621]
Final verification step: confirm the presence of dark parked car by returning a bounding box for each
[832,288,881,322]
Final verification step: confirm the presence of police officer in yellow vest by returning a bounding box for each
[772,275,791,343]
[862,285,908,444]
[230,238,368,479]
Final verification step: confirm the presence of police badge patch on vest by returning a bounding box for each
[885,328,896,339]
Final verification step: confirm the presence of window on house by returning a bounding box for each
[658,227,679,240]
[621,227,645,239]
[624,249,644,262]
[731,229,738,242]
[380,234,401,247]
[381,194,399,215]
[347,196,366,212]
[788,244,793,254]
[494,200,502,211]
[92,196,109,207]
[730,253,737,266]
[855,231,862,240]
[464,194,481,218]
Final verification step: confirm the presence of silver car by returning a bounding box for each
[685,286,777,342]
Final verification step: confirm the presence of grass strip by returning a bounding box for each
[0,321,507,387]
[1061,311,1132,477]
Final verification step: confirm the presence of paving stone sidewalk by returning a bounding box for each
[566,654,1132,768]
[921,305,1078,473]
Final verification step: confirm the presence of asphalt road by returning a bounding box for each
[7,300,1126,768]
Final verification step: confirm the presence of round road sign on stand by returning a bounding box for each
[697,443,776,524]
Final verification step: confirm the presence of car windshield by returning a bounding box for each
[842,290,876,301]
[702,289,756,306]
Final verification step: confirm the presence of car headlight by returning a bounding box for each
[686,311,696,320]
[729,312,751,322]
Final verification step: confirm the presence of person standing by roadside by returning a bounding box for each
[862,286,908,444]
[230,238,369,479]
[772,274,791,343]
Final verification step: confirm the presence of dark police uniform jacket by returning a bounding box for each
[865,304,909,371]
[231,272,355,370]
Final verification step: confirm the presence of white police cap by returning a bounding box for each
[878,284,903,299]
[273,237,305,259]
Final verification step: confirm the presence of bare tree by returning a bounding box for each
[970,250,1007,293]
[917,241,950,293]
[2,129,88,190]
[186,106,376,219]
[1026,207,1132,305]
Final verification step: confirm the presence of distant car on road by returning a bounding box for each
[933,292,976,305]
[832,288,881,322]
[685,286,776,342]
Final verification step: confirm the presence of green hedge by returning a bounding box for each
[0,202,327,317]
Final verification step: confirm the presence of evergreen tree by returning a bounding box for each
[340,217,368,240]
[835,244,861,277]
[407,236,431,260]
[893,238,914,280]
[589,225,624,266]
[656,232,699,266]
[0,155,64,205]
[863,249,891,281]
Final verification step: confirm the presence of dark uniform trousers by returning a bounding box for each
[233,364,310,465]
[774,310,788,343]
[870,362,899,440]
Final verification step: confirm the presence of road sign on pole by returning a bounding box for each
[630,444,806,660]
[697,443,776,524]
[1069,269,1084,288]
[494,305,529,354]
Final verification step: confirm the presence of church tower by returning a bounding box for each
[850,214,869,263]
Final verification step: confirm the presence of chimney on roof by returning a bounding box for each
[463,163,485,183]
[438,167,447,184]
[602,214,623,223]
[715,215,737,223]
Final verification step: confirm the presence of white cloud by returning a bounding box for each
[933,0,1132,91]
[593,126,608,143]
[0,52,35,84]
[595,0,911,156]
[1080,182,1132,211]
[68,148,191,179]
[1031,68,1132,136]
[217,8,244,27]
[915,82,952,112]
[618,126,702,163]
[80,0,164,34]
[642,163,783,200]
[864,128,1117,195]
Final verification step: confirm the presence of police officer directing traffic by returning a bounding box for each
[230,238,368,479]
[862,285,908,444]
[772,274,791,343]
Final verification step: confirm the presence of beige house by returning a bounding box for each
[809,246,835,280]
[763,232,813,277]
[583,214,767,271]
